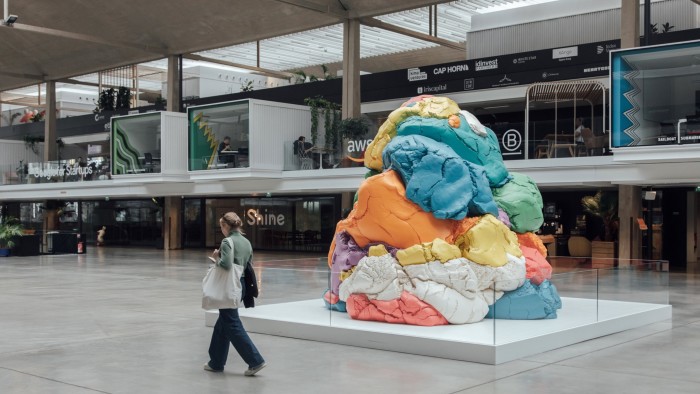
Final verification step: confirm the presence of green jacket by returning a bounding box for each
[217,231,253,273]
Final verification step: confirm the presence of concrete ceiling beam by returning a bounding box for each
[360,17,465,52]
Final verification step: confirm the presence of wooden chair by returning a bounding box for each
[536,144,550,158]
[576,128,593,157]
[581,128,608,156]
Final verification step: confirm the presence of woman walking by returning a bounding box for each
[204,212,266,376]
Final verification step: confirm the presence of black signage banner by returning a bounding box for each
[362,40,620,102]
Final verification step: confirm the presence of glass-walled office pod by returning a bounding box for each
[111,111,187,176]
[612,40,700,147]
[112,112,162,174]
[188,101,250,170]
[188,99,313,172]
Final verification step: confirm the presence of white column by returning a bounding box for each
[621,0,640,49]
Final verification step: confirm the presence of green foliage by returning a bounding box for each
[240,80,254,92]
[154,95,167,107]
[98,88,116,112]
[304,96,340,147]
[23,135,45,154]
[0,217,24,249]
[651,22,675,34]
[115,86,131,110]
[581,191,618,242]
[291,70,307,84]
[338,117,370,140]
[304,96,322,145]
[321,64,336,80]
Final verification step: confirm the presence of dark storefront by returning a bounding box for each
[183,195,341,252]
[2,199,163,247]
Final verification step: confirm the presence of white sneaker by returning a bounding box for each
[244,362,266,376]
[203,363,222,372]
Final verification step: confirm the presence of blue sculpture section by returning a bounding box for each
[382,134,498,220]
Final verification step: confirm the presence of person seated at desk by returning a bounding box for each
[294,136,313,158]
[217,136,235,166]
[294,136,316,168]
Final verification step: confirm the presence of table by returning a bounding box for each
[544,134,576,158]
[310,147,335,169]
[137,156,161,172]
[218,151,239,168]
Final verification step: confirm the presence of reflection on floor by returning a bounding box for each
[0,247,699,394]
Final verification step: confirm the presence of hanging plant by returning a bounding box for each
[323,101,341,150]
[305,96,340,147]
[23,135,45,155]
[324,104,333,149]
[331,109,341,150]
[304,96,321,145]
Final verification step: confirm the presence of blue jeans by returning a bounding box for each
[208,277,264,370]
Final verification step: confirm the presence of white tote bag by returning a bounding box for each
[202,238,243,310]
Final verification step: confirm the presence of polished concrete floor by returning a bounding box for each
[1,247,699,394]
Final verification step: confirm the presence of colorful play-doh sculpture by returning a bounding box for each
[323,96,561,325]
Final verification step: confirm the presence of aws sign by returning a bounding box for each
[346,139,373,153]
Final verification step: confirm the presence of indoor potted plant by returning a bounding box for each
[0,218,24,257]
[581,191,618,268]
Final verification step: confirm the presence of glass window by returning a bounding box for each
[612,41,700,147]
[111,112,162,174]
[204,196,339,252]
[183,198,204,248]
[81,199,162,246]
[188,100,250,171]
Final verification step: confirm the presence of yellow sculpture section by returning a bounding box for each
[454,215,522,267]
[368,244,390,257]
[396,238,462,266]
[364,96,461,170]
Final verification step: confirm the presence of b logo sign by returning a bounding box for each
[501,129,522,154]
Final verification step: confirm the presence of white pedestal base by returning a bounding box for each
[205,297,671,364]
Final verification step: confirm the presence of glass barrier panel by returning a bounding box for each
[254,258,330,306]
[493,268,598,346]
[4,159,112,184]
[0,163,22,185]
[596,259,670,322]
